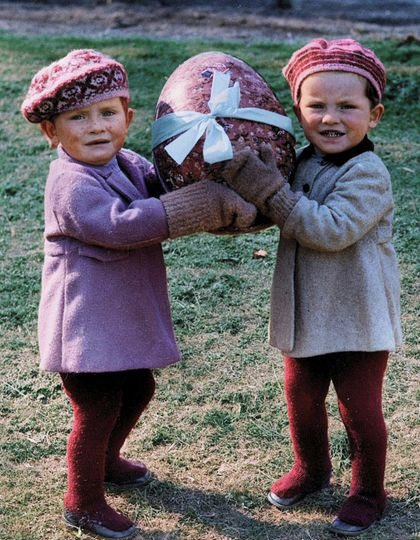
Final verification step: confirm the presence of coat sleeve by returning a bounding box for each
[46,169,170,249]
[281,157,394,252]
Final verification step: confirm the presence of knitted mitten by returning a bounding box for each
[222,143,301,226]
[160,179,257,238]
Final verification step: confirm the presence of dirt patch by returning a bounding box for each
[2,0,420,42]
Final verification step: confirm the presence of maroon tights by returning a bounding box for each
[272,351,388,525]
[60,370,155,527]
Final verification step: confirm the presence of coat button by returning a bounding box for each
[303,183,310,193]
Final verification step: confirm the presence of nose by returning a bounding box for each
[89,115,105,133]
[322,109,338,124]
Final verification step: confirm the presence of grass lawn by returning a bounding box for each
[0,33,419,540]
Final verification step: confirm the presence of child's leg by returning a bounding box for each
[331,351,388,526]
[270,356,332,499]
[61,372,134,533]
[105,369,155,484]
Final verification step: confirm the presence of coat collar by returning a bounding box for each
[57,145,142,202]
[297,137,375,167]
[57,144,118,176]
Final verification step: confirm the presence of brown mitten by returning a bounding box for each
[222,143,287,212]
[161,180,257,239]
[223,143,302,226]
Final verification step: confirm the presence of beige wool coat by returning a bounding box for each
[269,146,403,358]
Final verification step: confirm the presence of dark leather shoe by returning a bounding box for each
[330,517,375,536]
[267,472,331,509]
[105,467,153,488]
[267,490,307,508]
[64,510,136,538]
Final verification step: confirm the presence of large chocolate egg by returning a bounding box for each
[153,51,296,232]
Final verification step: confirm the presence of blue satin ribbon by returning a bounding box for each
[152,70,294,165]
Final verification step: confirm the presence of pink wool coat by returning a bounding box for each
[38,146,180,373]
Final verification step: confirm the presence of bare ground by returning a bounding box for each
[1,0,420,42]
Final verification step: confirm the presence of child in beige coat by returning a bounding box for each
[222,38,402,537]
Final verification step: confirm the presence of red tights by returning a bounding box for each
[272,351,388,525]
[60,369,155,528]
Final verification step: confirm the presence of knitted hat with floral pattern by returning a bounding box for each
[283,38,386,104]
[21,49,130,123]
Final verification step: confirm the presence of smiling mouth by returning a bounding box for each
[86,140,110,146]
[320,130,344,138]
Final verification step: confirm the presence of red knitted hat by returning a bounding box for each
[21,49,130,123]
[283,38,386,104]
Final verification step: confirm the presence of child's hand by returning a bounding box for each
[161,180,257,239]
[222,143,287,212]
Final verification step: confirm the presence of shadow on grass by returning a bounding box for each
[115,479,338,540]
[109,480,420,539]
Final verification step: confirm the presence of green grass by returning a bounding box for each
[0,32,419,540]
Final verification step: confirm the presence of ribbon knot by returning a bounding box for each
[152,70,294,165]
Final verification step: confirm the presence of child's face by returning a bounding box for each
[40,97,134,166]
[294,71,384,155]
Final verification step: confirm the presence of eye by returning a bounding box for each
[308,103,324,110]
[340,103,356,110]
[69,113,86,120]
[101,108,119,118]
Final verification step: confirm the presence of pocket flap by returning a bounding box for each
[78,245,130,262]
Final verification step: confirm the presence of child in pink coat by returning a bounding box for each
[21,49,256,538]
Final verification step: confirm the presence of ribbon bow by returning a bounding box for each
[152,70,294,165]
